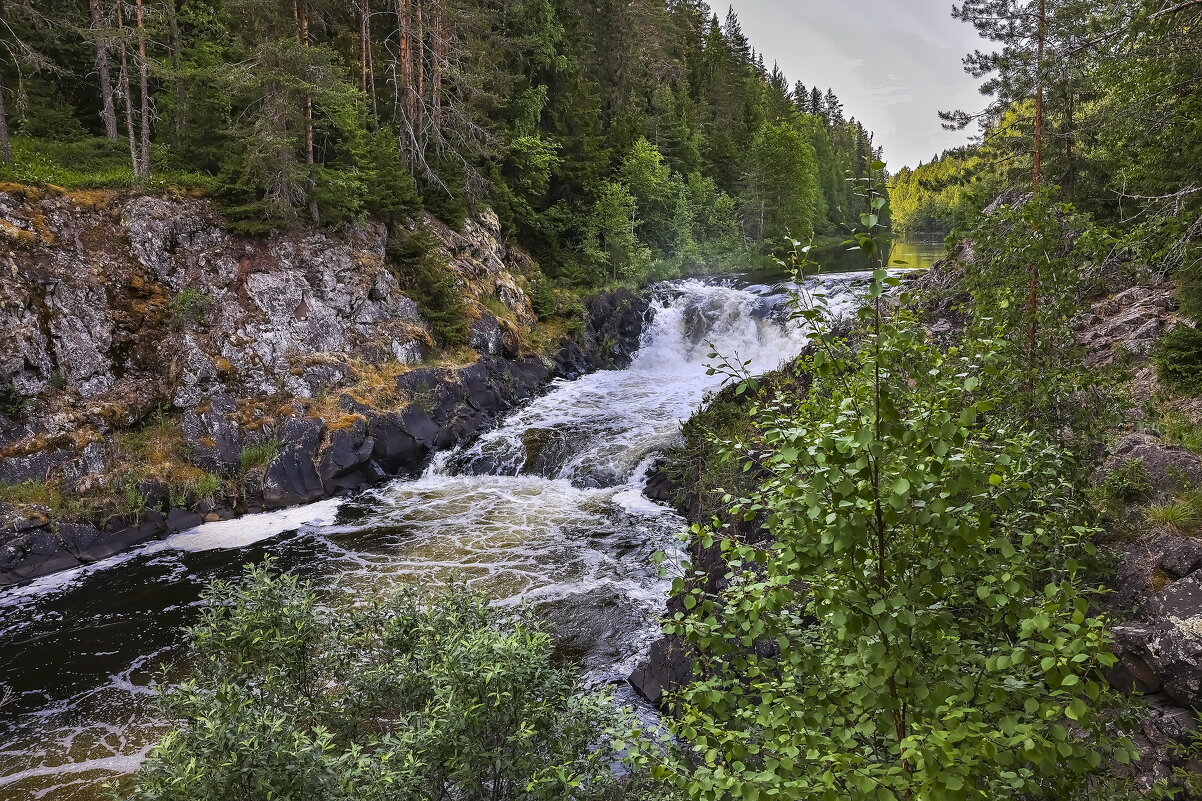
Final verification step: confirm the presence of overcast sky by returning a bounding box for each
[725,1,991,169]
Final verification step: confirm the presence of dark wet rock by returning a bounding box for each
[367,408,437,476]
[582,289,649,368]
[76,516,164,563]
[280,416,326,454]
[643,465,676,505]
[182,393,245,476]
[0,528,82,582]
[262,446,326,508]
[166,508,204,533]
[1112,574,1202,706]
[0,449,73,484]
[630,635,693,705]
[554,339,591,379]
[318,417,376,492]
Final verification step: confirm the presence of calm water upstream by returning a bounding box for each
[0,272,876,800]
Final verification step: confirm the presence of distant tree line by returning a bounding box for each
[0,0,883,286]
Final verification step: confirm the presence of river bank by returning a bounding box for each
[631,245,1202,793]
[0,186,656,587]
[0,266,879,798]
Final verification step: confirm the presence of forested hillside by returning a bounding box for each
[0,0,881,284]
[889,0,1201,260]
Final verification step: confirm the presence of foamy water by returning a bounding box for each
[0,271,871,800]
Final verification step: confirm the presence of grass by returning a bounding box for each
[1146,501,1198,533]
[240,439,282,473]
[0,136,215,192]
[0,480,67,509]
[1152,409,1202,454]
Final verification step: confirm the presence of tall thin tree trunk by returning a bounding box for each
[396,0,413,122]
[431,0,444,130]
[1032,0,1045,191]
[360,1,369,94]
[115,0,141,178]
[366,8,378,120]
[1025,0,1046,378]
[89,0,119,140]
[1063,84,1076,198]
[415,0,425,143]
[294,0,318,222]
[135,0,151,180]
[0,73,11,164]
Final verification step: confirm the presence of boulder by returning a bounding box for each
[367,408,439,476]
[166,508,204,532]
[1112,574,1202,705]
[0,528,82,582]
[1099,433,1202,502]
[317,417,377,492]
[629,635,693,705]
[262,446,327,508]
[182,393,245,476]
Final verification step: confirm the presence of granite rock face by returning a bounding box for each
[0,187,651,585]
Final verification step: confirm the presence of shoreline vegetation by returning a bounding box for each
[3,0,1202,798]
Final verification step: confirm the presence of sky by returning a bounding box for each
[725,1,992,169]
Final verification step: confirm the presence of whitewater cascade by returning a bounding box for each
[0,271,871,800]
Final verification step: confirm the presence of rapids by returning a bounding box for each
[0,270,872,800]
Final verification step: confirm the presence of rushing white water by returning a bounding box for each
[0,271,872,801]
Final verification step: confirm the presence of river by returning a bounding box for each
[0,271,877,800]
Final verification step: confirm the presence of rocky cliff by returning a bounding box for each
[0,185,650,585]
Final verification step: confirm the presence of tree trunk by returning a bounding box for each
[1025,0,1046,377]
[431,0,443,130]
[115,0,141,178]
[415,0,425,103]
[135,0,151,180]
[396,0,414,122]
[0,72,11,164]
[1032,0,1045,191]
[89,0,119,140]
[359,0,369,94]
[294,0,318,222]
[365,4,378,119]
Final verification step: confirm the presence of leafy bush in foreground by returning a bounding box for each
[123,563,627,801]
[628,177,1137,800]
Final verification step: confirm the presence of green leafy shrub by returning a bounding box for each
[1153,325,1202,393]
[1099,459,1154,504]
[628,177,1136,799]
[121,563,627,801]
[170,289,213,329]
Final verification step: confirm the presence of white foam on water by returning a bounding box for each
[165,498,345,552]
[0,270,881,800]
